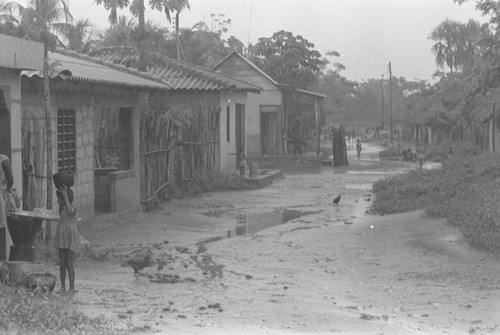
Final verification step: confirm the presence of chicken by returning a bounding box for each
[125,254,154,278]
[333,194,341,205]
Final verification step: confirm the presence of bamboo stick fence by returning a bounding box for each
[140,104,220,211]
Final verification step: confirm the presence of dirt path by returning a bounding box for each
[68,145,500,335]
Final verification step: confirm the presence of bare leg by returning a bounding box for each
[67,250,76,293]
[58,249,67,294]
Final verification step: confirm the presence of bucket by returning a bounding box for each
[53,170,75,188]
[249,162,259,178]
[7,261,45,284]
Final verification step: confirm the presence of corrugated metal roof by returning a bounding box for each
[22,49,171,90]
[94,48,261,93]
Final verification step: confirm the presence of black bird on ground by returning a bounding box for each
[333,194,341,205]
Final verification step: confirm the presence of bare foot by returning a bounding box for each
[57,287,66,295]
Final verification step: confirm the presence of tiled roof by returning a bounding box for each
[94,47,261,93]
[22,48,171,90]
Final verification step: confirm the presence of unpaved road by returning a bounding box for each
[68,145,500,335]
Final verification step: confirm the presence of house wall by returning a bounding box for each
[151,90,249,175]
[0,68,23,199]
[0,35,43,71]
[21,78,144,219]
[214,55,283,155]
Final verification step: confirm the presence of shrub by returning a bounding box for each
[371,151,500,252]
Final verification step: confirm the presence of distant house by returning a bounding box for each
[212,52,326,156]
[0,34,43,199]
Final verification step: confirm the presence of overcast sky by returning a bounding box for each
[62,0,485,82]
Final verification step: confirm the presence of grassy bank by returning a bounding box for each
[371,144,500,252]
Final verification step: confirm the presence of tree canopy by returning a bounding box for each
[248,30,327,89]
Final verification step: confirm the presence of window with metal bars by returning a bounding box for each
[57,109,76,171]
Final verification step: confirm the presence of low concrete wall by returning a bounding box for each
[108,170,140,213]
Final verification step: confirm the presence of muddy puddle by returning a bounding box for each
[198,208,321,245]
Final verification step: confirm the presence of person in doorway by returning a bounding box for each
[54,184,81,295]
[0,154,13,261]
[356,139,362,160]
[238,147,247,176]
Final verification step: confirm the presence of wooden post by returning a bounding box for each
[315,98,320,156]
[41,2,53,242]
[493,103,496,152]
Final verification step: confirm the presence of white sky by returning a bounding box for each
[61,0,486,82]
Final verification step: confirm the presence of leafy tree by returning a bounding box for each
[248,30,327,89]
[173,14,244,67]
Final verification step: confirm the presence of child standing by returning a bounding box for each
[238,147,247,176]
[54,185,81,295]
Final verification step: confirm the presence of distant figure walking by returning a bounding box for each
[356,139,362,160]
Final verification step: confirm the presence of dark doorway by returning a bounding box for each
[118,108,132,170]
[0,89,11,158]
[235,104,246,166]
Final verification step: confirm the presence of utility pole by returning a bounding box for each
[381,75,385,129]
[493,103,496,152]
[389,62,393,144]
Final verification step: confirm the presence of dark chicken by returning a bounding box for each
[333,194,341,205]
[125,254,154,278]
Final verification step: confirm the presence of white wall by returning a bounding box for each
[245,90,282,155]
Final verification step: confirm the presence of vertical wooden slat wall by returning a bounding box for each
[140,105,221,211]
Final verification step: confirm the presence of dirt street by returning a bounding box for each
[66,144,500,335]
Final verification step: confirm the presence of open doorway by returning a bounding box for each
[260,105,280,154]
[235,104,246,166]
[0,89,11,157]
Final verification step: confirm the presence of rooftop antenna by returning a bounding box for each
[246,0,253,52]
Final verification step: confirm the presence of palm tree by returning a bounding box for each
[101,15,135,47]
[2,0,73,44]
[95,0,190,60]
[162,0,190,60]
[53,18,93,53]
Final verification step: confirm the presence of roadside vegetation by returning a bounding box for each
[371,142,500,252]
[0,283,127,335]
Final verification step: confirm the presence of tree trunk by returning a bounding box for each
[176,12,180,60]
[331,126,349,167]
